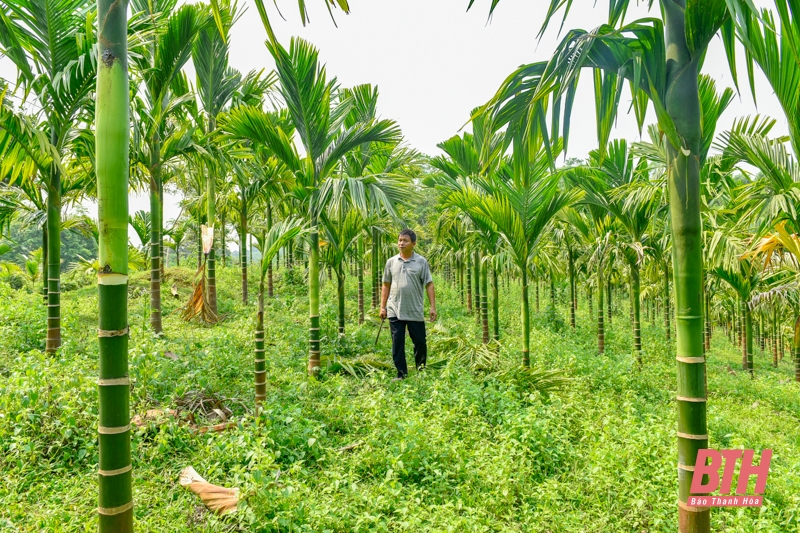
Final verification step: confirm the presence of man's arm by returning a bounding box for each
[380,282,391,319]
[426,281,436,322]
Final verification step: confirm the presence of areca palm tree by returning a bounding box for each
[253,217,305,408]
[95,0,131,528]
[129,0,207,334]
[467,2,758,525]
[221,37,401,373]
[0,0,97,353]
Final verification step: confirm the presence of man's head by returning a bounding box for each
[398,229,416,256]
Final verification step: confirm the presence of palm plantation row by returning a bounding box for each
[0,0,798,531]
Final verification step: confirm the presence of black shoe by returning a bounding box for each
[393,375,406,381]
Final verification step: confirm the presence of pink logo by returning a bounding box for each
[687,449,771,507]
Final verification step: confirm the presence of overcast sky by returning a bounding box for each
[0,0,787,244]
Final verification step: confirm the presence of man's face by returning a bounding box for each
[398,234,415,254]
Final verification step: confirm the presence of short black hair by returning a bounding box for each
[399,229,417,243]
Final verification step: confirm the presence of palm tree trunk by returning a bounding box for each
[663,3,710,529]
[664,260,671,341]
[41,227,48,304]
[794,315,800,382]
[267,202,273,298]
[149,144,163,334]
[535,276,540,313]
[96,1,132,528]
[568,249,576,329]
[336,263,345,336]
[371,227,379,308]
[357,234,364,324]
[480,256,489,344]
[521,267,530,367]
[45,142,62,354]
[206,125,218,317]
[458,258,464,306]
[630,260,641,361]
[308,229,321,374]
[220,212,226,268]
[598,265,605,355]
[606,276,612,326]
[745,301,754,375]
[466,251,473,312]
[705,291,712,352]
[240,206,248,304]
[474,250,481,325]
[255,276,266,409]
[492,265,499,341]
[772,306,778,368]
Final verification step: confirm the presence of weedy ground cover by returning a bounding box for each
[0,268,798,532]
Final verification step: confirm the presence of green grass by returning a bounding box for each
[0,267,798,532]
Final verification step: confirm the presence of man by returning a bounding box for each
[380,229,436,380]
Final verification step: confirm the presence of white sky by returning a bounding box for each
[0,0,788,246]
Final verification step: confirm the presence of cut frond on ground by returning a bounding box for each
[179,466,239,516]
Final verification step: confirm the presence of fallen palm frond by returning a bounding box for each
[491,366,571,398]
[131,407,237,434]
[327,357,395,378]
[428,332,502,372]
[179,466,239,516]
[181,258,219,323]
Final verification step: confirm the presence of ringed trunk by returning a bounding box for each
[308,229,321,374]
[663,2,710,529]
[480,256,489,344]
[96,1,133,528]
[149,144,163,334]
[45,149,61,354]
[521,267,530,367]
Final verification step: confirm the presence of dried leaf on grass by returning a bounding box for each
[179,466,238,516]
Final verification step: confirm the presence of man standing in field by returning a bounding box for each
[380,229,437,380]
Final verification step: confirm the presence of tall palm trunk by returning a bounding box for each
[357,234,364,324]
[96,0,132,528]
[521,267,530,367]
[149,141,163,334]
[704,291,712,352]
[630,259,641,360]
[240,205,248,304]
[664,260,671,340]
[663,3,709,530]
[255,276,266,409]
[480,256,489,344]
[45,145,61,354]
[474,250,481,325]
[772,306,778,368]
[744,300,754,375]
[491,265,499,341]
[206,118,218,317]
[41,227,47,304]
[336,263,345,335]
[372,227,380,307]
[267,203,274,298]
[794,315,800,382]
[458,258,464,306]
[606,276,612,326]
[568,249,576,329]
[535,276,540,313]
[466,252,473,312]
[308,228,321,374]
[598,264,605,355]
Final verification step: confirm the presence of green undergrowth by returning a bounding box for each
[0,267,798,532]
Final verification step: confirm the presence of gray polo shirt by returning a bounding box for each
[382,252,433,322]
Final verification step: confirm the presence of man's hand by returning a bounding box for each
[380,307,387,319]
[429,307,437,322]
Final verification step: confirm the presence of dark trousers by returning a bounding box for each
[389,318,427,377]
